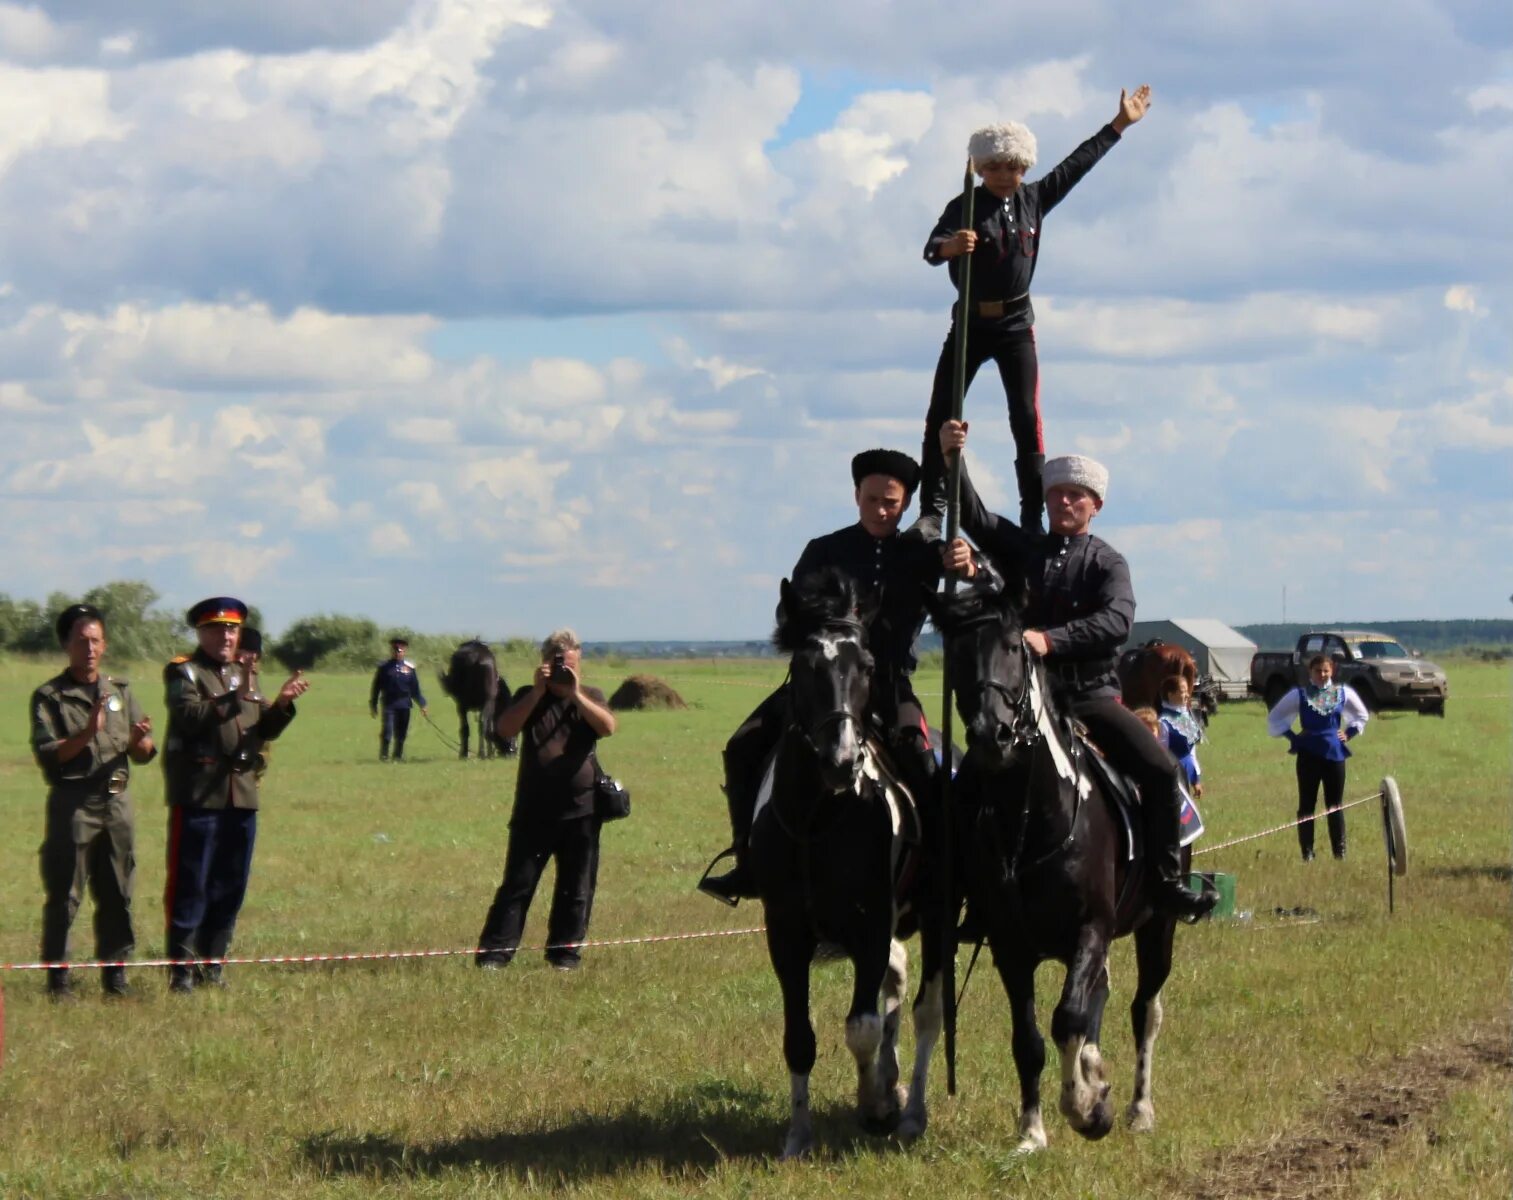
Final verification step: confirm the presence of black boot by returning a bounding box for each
[168,964,195,994]
[101,965,131,997]
[907,439,950,543]
[1150,785,1217,921]
[1327,807,1346,860]
[698,775,760,905]
[379,737,390,762]
[1016,455,1045,534]
[1298,813,1315,861]
[47,966,76,1002]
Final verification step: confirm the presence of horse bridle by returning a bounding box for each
[953,610,1038,757]
[788,619,870,757]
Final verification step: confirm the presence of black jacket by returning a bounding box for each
[924,123,1122,331]
[957,460,1134,699]
[789,523,942,678]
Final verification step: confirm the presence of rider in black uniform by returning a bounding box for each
[699,450,944,903]
[939,419,1215,920]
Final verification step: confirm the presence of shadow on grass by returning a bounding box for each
[1423,863,1513,883]
[301,1079,905,1182]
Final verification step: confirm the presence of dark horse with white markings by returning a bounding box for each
[438,640,515,759]
[750,569,946,1159]
[929,572,1188,1153]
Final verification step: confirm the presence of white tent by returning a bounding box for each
[1126,619,1257,698]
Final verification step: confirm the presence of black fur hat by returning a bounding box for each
[850,449,920,495]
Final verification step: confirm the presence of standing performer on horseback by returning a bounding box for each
[699,449,944,904]
[916,85,1153,538]
[939,419,1215,920]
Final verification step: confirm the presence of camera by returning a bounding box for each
[550,652,571,684]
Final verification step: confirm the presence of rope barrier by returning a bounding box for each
[0,926,766,973]
[1192,792,1378,858]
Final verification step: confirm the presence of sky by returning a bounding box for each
[1,0,1509,641]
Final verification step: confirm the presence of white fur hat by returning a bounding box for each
[969,122,1038,171]
[1042,455,1109,502]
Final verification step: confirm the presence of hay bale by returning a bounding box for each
[608,674,687,711]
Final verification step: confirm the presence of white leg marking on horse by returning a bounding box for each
[846,1012,891,1123]
[1058,1032,1100,1130]
[782,1072,815,1160]
[899,972,943,1140]
[1126,993,1163,1133]
[1014,1104,1048,1154]
[880,939,907,1101]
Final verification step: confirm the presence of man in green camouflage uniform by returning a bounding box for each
[162,598,308,993]
[30,603,157,1000]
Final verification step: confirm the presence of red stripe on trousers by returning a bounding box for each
[1031,328,1044,452]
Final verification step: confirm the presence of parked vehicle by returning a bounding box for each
[1250,630,1448,716]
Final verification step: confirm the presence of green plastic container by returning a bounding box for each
[1189,871,1236,919]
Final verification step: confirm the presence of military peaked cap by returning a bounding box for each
[55,603,104,646]
[851,449,920,495]
[389,636,409,648]
[187,596,248,627]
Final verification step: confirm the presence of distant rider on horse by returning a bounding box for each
[699,449,947,904]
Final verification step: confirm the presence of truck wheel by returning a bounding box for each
[1264,679,1289,709]
[1353,684,1376,713]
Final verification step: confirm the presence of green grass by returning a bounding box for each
[0,653,1507,1198]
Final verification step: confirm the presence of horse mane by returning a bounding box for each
[774,568,862,653]
[928,558,1026,637]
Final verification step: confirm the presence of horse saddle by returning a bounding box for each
[1072,730,1205,860]
[751,736,924,900]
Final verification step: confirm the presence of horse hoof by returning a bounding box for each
[780,1135,814,1161]
[897,1109,927,1141]
[1079,1099,1115,1142]
[861,1107,901,1137]
[1010,1136,1045,1156]
[1126,1102,1156,1133]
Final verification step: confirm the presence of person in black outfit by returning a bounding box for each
[476,629,616,970]
[369,637,428,761]
[939,419,1214,920]
[918,85,1153,536]
[699,449,946,904]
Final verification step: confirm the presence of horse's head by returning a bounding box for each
[926,561,1032,772]
[776,570,874,794]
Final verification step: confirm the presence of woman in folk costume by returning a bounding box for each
[1267,654,1370,860]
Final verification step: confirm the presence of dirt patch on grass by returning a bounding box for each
[1180,1024,1511,1199]
[608,674,687,711]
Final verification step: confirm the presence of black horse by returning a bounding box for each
[750,570,946,1159]
[929,573,1187,1153]
[438,640,515,759]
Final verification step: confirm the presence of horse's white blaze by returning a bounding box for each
[783,1072,814,1160]
[1126,993,1163,1133]
[816,634,844,661]
[1015,1104,1048,1154]
[899,971,943,1139]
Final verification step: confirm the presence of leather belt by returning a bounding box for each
[975,294,1030,319]
[52,767,130,796]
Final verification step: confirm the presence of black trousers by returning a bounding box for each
[478,814,600,964]
[920,323,1042,521]
[381,707,412,759]
[1295,754,1347,858]
[1073,695,1180,799]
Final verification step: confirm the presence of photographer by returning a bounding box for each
[476,630,616,971]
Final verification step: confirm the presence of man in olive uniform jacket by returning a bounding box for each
[30,604,157,999]
[162,597,309,993]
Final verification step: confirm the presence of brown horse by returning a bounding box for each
[1118,641,1196,711]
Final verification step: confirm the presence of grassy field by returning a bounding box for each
[0,651,1507,1198]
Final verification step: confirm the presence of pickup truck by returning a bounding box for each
[1250,630,1448,715]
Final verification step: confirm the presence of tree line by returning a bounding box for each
[0,581,534,672]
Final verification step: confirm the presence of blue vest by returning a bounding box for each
[1295,685,1349,762]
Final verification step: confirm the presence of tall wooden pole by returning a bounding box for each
[941,157,975,1096]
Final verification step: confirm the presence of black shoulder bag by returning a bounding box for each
[592,754,631,822]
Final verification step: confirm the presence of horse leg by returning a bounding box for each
[845,933,900,1134]
[457,705,469,759]
[898,879,946,1141]
[995,953,1049,1154]
[878,937,908,1111]
[1126,915,1175,1133]
[766,918,818,1160]
[1052,926,1115,1140]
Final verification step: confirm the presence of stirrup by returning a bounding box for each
[696,847,744,907]
[1168,875,1219,925]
